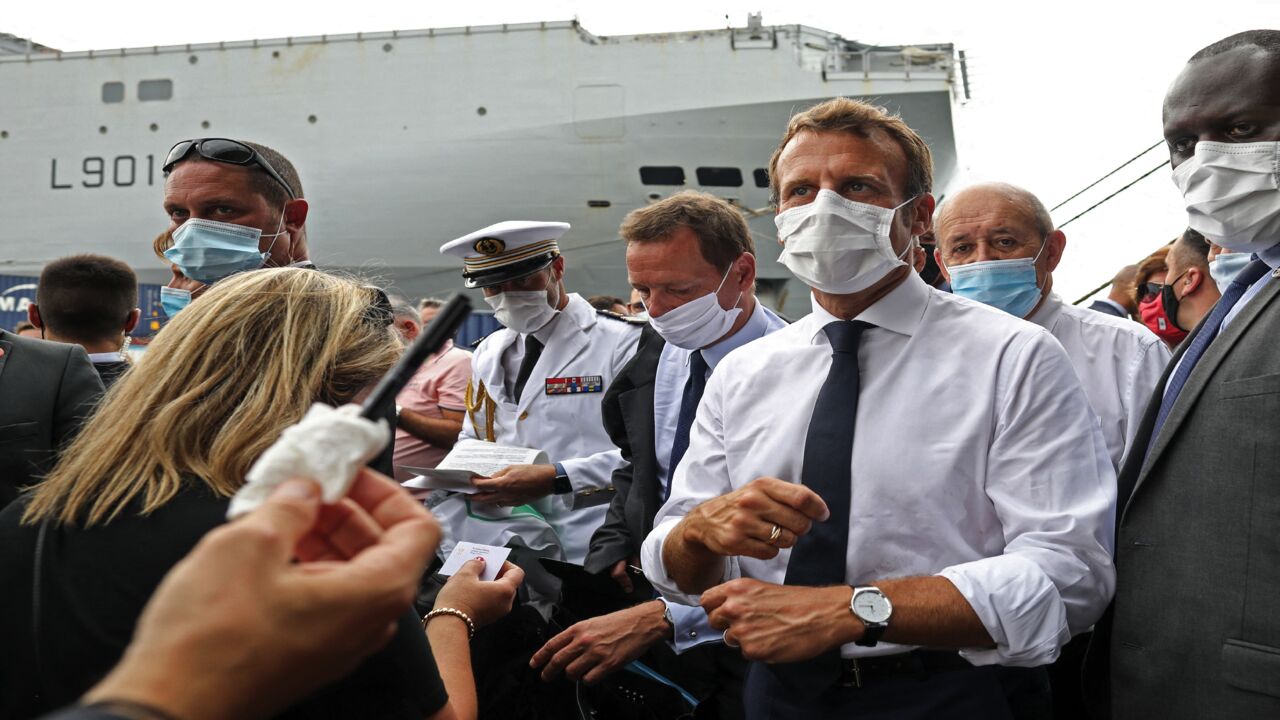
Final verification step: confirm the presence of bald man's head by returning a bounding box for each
[935,182,1055,242]
[933,182,1067,318]
[1112,264,1138,287]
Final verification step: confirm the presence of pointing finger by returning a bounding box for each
[758,478,829,521]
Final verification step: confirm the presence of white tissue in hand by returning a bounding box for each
[227,403,389,519]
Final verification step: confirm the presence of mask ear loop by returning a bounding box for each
[715,259,746,311]
[1029,235,1052,294]
[261,208,288,266]
[889,195,920,263]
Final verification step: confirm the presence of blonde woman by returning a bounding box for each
[0,268,518,720]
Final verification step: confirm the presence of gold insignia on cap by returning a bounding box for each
[474,237,506,256]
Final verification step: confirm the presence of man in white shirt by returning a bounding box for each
[934,183,1168,719]
[642,98,1116,718]
[934,182,1171,470]
[531,191,786,716]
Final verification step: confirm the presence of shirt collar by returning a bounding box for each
[806,271,930,343]
[88,351,127,363]
[428,340,455,364]
[1026,292,1064,332]
[1258,243,1280,271]
[1094,298,1128,316]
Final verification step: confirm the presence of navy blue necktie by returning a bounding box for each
[512,335,543,403]
[772,320,869,690]
[1147,257,1270,456]
[666,350,708,500]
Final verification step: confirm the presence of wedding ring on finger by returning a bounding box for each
[724,631,740,648]
[767,524,782,546]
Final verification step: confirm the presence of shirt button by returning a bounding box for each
[689,631,697,639]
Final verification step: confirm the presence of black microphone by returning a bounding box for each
[360,293,472,421]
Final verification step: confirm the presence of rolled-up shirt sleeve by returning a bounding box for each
[938,331,1117,667]
[641,368,739,606]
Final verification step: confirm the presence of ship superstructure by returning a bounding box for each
[0,16,961,316]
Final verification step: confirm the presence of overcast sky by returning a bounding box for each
[6,0,1276,300]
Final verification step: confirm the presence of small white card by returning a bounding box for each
[438,541,511,582]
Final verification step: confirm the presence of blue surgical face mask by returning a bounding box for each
[160,286,191,317]
[945,241,1047,318]
[162,214,285,285]
[1209,252,1251,289]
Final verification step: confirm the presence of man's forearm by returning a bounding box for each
[830,576,993,649]
[399,409,463,449]
[662,519,728,596]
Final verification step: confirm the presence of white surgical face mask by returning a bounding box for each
[645,264,743,350]
[484,274,560,334]
[775,189,916,294]
[1172,141,1280,254]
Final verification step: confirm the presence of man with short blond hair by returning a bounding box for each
[644,99,1115,718]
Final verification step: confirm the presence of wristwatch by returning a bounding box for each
[552,464,572,495]
[850,586,892,647]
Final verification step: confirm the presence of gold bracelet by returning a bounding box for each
[423,607,475,639]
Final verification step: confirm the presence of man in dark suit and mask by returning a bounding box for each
[1088,29,1280,719]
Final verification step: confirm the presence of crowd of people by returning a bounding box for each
[0,27,1276,720]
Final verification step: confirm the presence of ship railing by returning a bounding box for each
[821,47,954,82]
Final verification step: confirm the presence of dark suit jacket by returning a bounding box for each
[585,325,665,575]
[1088,299,1129,319]
[1086,269,1280,718]
[92,360,130,388]
[0,331,104,508]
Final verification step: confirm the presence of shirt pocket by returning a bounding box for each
[1222,639,1280,698]
[0,421,38,443]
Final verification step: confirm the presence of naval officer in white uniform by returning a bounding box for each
[441,221,643,563]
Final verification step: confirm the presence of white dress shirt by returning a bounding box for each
[653,300,789,652]
[1028,294,1171,469]
[642,272,1117,667]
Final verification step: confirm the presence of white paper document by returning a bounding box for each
[399,438,548,494]
[438,541,512,582]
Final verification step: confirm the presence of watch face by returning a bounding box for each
[853,590,891,623]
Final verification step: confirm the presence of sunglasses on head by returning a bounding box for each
[1140,270,1189,302]
[163,138,296,200]
[364,286,394,328]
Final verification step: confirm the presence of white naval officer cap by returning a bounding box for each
[440,220,570,289]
